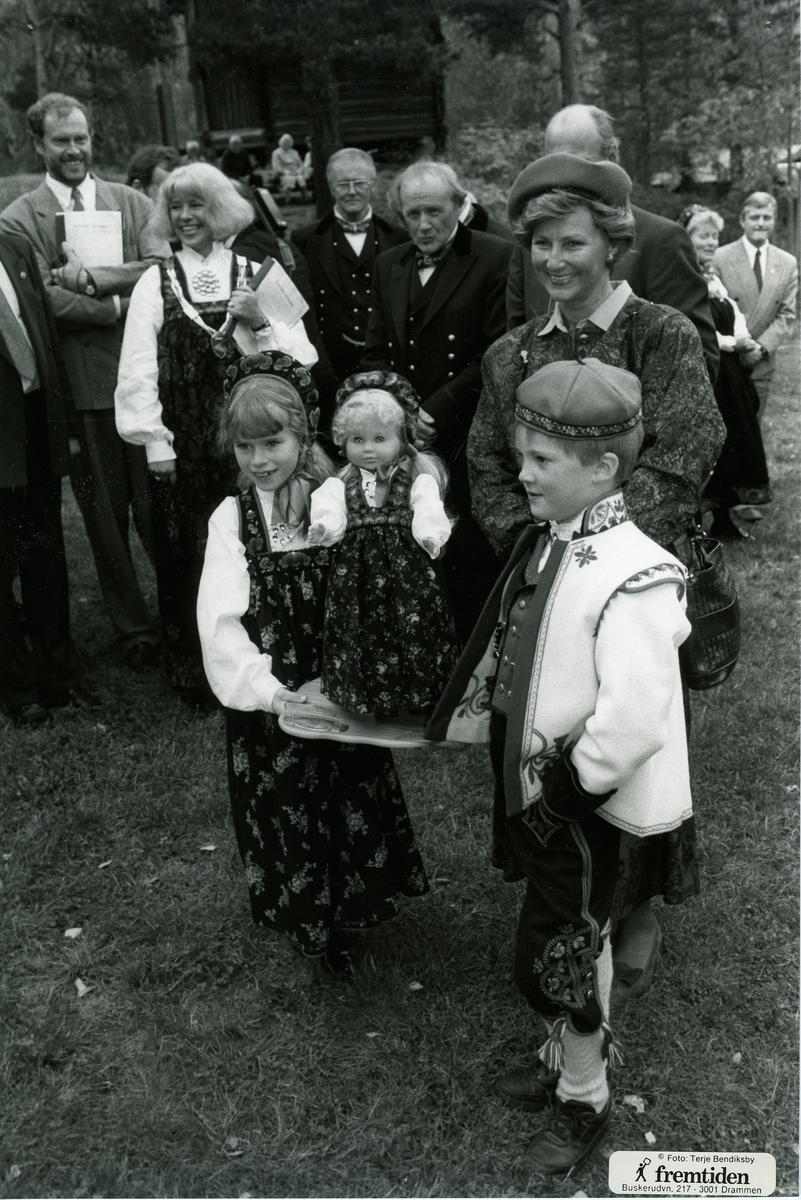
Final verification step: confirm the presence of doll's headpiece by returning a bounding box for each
[515,358,642,439]
[223,352,320,436]
[334,370,420,446]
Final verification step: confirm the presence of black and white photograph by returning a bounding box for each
[0,1,798,1196]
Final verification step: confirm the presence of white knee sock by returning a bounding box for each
[555,937,614,1112]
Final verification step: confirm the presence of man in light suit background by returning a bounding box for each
[715,191,798,422]
[0,93,170,671]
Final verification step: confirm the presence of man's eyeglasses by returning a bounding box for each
[332,180,372,194]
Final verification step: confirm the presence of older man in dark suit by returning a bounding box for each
[292,149,406,387]
[0,92,170,671]
[506,104,719,381]
[361,161,513,639]
[0,232,98,724]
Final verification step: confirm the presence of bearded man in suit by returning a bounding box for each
[292,148,406,387]
[506,104,720,382]
[361,160,513,640]
[715,191,798,421]
[0,92,170,671]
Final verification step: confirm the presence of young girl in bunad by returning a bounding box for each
[196,354,429,976]
[308,371,460,718]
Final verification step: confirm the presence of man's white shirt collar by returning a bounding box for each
[537,280,633,336]
[45,173,96,211]
[741,234,769,267]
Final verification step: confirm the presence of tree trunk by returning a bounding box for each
[558,0,580,105]
[24,0,55,96]
[301,55,341,218]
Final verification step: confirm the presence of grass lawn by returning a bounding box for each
[1,345,798,1200]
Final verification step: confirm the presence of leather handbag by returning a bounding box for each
[678,525,741,690]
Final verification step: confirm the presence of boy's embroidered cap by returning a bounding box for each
[507,153,632,225]
[515,358,642,439]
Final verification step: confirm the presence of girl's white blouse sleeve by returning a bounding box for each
[410,473,452,557]
[308,477,348,544]
[197,496,283,713]
[114,264,174,463]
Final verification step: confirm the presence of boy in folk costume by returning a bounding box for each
[427,358,693,1172]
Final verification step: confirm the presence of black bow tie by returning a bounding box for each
[336,217,371,234]
[416,246,450,270]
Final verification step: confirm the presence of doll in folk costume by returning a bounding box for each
[309,371,460,717]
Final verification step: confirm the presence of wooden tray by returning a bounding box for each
[278,679,459,750]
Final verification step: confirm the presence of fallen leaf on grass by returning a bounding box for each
[408,981,424,991]
[732,1051,742,1064]
[200,844,217,852]
[572,1191,589,1197]
[366,1032,380,1038]
[74,978,94,997]
[622,1094,646,1114]
[7,1166,20,1182]
[64,927,83,938]
[94,724,108,732]
[98,860,112,869]
[645,1130,656,1145]
[225,1136,239,1149]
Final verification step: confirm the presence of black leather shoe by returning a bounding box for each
[525,1097,612,1174]
[125,641,160,672]
[497,1061,559,1112]
[8,701,50,728]
[46,683,102,711]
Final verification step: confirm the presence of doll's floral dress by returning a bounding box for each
[321,469,460,716]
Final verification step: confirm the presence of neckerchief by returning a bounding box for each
[165,253,249,359]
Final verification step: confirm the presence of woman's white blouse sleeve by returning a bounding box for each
[309,477,348,543]
[410,473,452,556]
[197,497,282,712]
[114,265,175,463]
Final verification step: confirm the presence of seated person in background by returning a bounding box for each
[428,358,693,1175]
[126,144,181,202]
[182,140,206,165]
[271,134,307,197]
[220,135,255,184]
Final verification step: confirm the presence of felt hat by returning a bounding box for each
[507,153,632,227]
[515,358,642,439]
[335,370,420,446]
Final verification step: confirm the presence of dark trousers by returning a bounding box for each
[0,393,78,708]
[494,715,620,1033]
[507,807,620,1032]
[69,407,156,645]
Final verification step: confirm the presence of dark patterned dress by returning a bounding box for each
[704,294,772,511]
[150,257,241,697]
[226,486,429,957]
[321,468,460,716]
